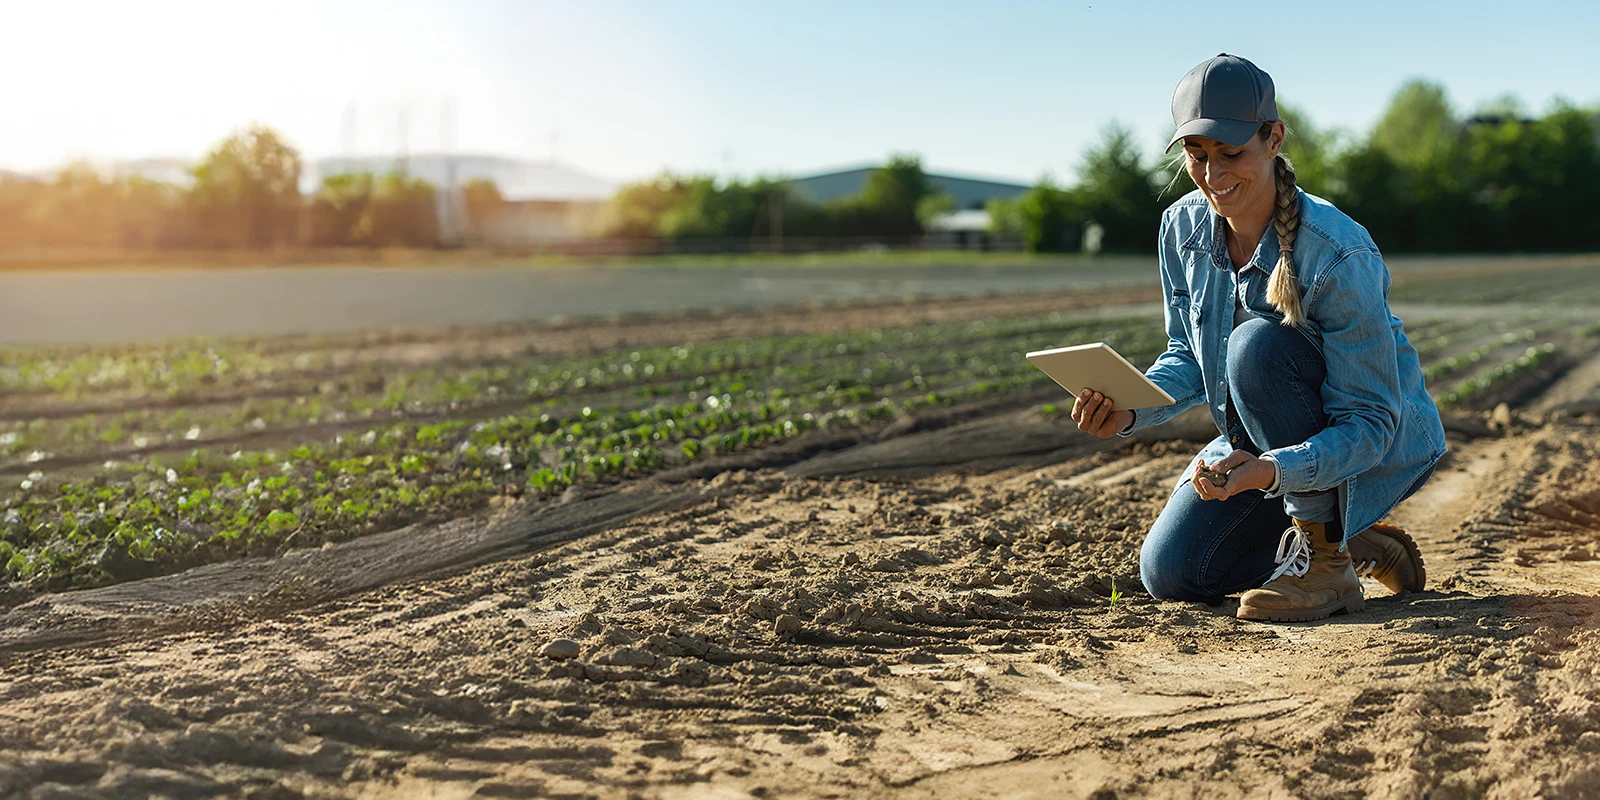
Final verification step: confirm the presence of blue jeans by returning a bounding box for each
[1139,318,1424,603]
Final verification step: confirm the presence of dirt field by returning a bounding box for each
[5,282,1600,798]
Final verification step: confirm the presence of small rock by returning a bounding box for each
[979,529,1012,547]
[1580,731,1600,753]
[774,614,803,639]
[840,552,861,566]
[1491,403,1513,430]
[540,638,582,660]
[1045,522,1077,544]
[993,571,1015,586]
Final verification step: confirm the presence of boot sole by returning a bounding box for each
[1365,522,1426,593]
[1237,593,1365,623]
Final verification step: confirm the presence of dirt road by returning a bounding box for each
[0,259,1156,345]
[3,253,1591,345]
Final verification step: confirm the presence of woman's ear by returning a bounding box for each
[1269,121,1286,158]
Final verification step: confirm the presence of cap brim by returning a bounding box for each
[1164,118,1262,153]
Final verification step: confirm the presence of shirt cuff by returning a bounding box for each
[1116,409,1138,437]
[1262,444,1315,495]
[1261,453,1282,494]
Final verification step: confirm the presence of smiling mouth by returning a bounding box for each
[1211,184,1240,201]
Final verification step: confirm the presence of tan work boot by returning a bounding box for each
[1237,520,1364,622]
[1346,522,1426,594]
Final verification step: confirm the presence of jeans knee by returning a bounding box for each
[1140,532,1214,603]
[1226,317,1293,395]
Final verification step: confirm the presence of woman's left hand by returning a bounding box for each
[1193,450,1276,502]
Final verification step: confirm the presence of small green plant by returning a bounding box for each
[1109,579,1123,606]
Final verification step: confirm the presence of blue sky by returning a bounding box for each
[3,0,1597,185]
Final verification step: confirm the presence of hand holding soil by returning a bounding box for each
[1193,450,1276,501]
[1071,388,1135,438]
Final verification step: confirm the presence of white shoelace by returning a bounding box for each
[1268,525,1315,582]
[1353,559,1378,578]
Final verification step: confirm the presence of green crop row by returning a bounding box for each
[1422,328,1540,382]
[1434,343,1558,409]
[0,311,1167,593]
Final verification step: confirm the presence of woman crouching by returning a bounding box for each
[1071,53,1446,622]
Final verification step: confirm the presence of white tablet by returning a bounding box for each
[1025,343,1176,411]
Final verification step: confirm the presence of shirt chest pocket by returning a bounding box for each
[1171,288,1202,327]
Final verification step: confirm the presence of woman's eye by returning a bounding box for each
[1223,151,1243,159]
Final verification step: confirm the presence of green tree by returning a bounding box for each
[1370,80,1458,170]
[825,154,937,237]
[1077,123,1163,252]
[997,179,1084,253]
[1339,80,1470,251]
[188,124,303,248]
[659,176,795,240]
[307,173,373,246]
[367,172,438,247]
[1464,102,1600,251]
[598,174,695,239]
[1278,102,1345,197]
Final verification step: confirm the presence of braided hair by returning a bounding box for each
[1266,145,1304,326]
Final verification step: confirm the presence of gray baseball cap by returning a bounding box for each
[1165,53,1279,153]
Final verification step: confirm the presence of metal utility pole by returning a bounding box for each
[440,95,460,246]
[396,109,409,177]
[769,192,783,253]
[341,101,356,170]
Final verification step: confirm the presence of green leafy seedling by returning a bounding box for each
[1109,579,1123,607]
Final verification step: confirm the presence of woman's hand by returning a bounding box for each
[1193,450,1276,501]
[1071,388,1134,439]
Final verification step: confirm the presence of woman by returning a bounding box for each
[1070,53,1446,622]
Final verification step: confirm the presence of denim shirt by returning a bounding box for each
[1125,188,1447,538]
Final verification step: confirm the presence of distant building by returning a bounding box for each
[791,164,1031,251]
[789,165,1030,211]
[305,155,615,246]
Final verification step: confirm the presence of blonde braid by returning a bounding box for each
[1267,155,1305,326]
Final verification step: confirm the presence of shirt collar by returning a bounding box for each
[1182,203,1280,274]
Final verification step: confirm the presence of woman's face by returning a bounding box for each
[1182,123,1283,222]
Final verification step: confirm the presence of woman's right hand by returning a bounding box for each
[1071,388,1134,439]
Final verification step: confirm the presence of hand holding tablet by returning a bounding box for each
[1025,343,1175,410]
[1026,342,1175,439]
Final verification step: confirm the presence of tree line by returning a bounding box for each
[594,155,950,244]
[0,125,507,250]
[607,80,1600,254]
